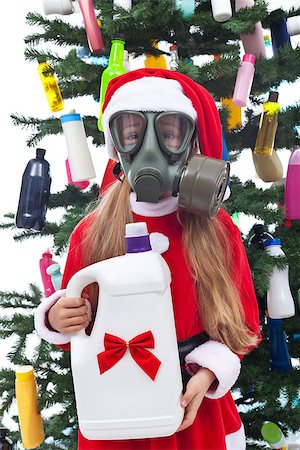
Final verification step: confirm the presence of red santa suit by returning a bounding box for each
[35,192,261,450]
[34,68,261,449]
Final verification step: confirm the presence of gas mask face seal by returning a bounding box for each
[109,111,195,163]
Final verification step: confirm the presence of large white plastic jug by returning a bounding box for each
[67,223,183,440]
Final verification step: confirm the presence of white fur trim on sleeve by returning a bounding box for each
[34,289,71,345]
[185,340,241,399]
[225,425,246,450]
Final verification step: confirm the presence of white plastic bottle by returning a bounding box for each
[67,222,183,440]
[263,238,295,319]
[210,0,232,22]
[60,111,96,182]
[42,0,74,15]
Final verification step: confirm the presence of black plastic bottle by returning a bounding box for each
[0,428,13,450]
[16,148,51,231]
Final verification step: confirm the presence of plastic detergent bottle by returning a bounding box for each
[39,249,58,297]
[15,366,45,449]
[284,148,300,220]
[67,222,183,440]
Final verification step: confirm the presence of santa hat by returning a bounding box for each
[101,68,222,161]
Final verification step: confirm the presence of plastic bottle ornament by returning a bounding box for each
[232,54,256,107]
[270,17,291,57]
[46,263,62,291]
[287,16,300,36]
[263,238,295,319]
[221,97,242,130]
[65,159,90,190]
[261,421,287,449]
[39,249,58,297]
[37,61,64,112]
[253,92,280,157]
[267,318,293,373]
[144,40,167,69]
[16,148,51,231]
[78,0,105,53]
[175,0,195,18]
[113,0,131,10]
[98,34,126,131]
[235,0,266,58]
[60,112,96,182]
[284,148,300,220]
[42,0,73,15]
[169,45,179,71]
[210,0,232,22]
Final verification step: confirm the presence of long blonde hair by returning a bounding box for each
[83,179,258,354]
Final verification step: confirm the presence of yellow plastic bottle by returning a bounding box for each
[38,61,64,113]
[144,40,167,69]
[253,91,280,156]
[221,97,242,130]
[15,366,45,449]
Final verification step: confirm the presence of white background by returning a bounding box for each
[0,0,299,439]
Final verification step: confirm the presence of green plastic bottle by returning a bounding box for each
[98,34,126,132]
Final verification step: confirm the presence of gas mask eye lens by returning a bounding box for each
[155,113,194,156]
[109,112,146,155]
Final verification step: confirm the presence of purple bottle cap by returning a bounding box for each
[125,222,152,253]
[242,53,256,64]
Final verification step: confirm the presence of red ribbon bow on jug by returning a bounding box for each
[97,330,161,381]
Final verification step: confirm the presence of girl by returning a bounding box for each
[35,68,261,450]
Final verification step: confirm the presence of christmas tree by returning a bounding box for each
[1,0,300,448]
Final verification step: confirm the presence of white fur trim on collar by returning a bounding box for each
[185,340,241,399]
[130,191,178,217]
[102,77,197,160]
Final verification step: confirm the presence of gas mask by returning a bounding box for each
[109,111,229,218]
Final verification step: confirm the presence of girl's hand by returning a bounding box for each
[177,367,216,432]
[48,293,90,334]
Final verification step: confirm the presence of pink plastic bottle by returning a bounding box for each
[233,53,256,107]
[39,250,57,297]
[235,0,266,58]
[78,0,105,54]
[65,159,90,190]
[285,148,300,220]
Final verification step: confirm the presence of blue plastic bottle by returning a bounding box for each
[16,148,51,231]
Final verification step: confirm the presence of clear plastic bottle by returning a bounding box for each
[16,148,52,231]
[263,238,295,319]
[38,61,64,112]
[232,53,256,107]
[169,45,179,71]
[15,366,45,449]
[0,428,13,450]
[253,91,280,156]
[98,34,126,131]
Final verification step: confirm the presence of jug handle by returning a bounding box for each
[66,270,97,338]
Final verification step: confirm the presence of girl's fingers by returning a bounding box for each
[177,394,203,432]
[61,304,88,318]
[61,322,90,334]
[63,314,89,328]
